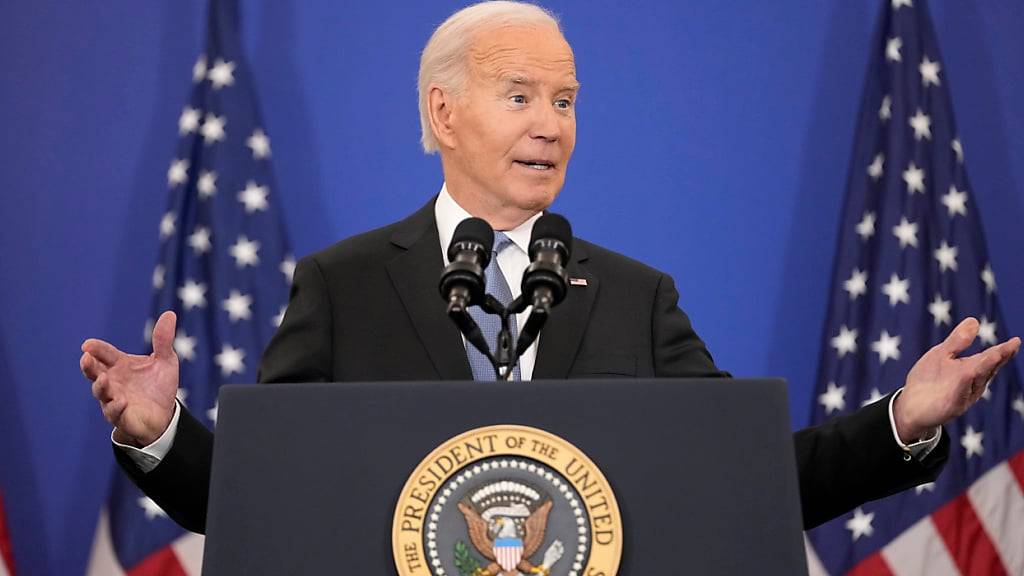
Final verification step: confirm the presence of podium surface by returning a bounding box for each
[203,379,808,575]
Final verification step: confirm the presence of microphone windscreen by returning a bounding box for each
[529,213,573,260]
[448,217,495,262]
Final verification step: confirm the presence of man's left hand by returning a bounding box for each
[895,317,1021,443]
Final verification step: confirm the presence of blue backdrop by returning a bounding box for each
[1,1,1021,574]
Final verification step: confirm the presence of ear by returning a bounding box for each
[427,84,458,150]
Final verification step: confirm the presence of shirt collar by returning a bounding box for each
[434,183,541,263]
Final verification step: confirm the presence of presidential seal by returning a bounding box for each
[393,425,622,576]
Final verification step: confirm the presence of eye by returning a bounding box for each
[555,98,573,110]
[510,94,527,104]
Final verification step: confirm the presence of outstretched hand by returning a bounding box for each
[895,317,1021,443]
[81,310,180,447]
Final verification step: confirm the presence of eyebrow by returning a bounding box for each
[498,73,580,93]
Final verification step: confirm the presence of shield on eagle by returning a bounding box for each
[493,537,524,572]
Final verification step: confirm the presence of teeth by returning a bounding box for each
[520,162,552,170]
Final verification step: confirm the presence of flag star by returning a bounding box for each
[881,273,911,307]
[280,256,296,283]
[222,289,253,322]
[247,128,271,159]
[819,382,847,414]
[178,106,201,135]
[177,279,208,310]
[908,109,932,140]
[237,181,269,213]
[867,153,885,181]
[919,55,941,87]
[844,268,868,301]
[978,316,997,346]
[856,211,876,241]
[879,95,892,122]
[951,138,963,163]
[197,170,218,199]
[891,0,913,9]
[862,388,885,407]
[159,212,176,239]
[214,343,246,377]
[886,37,903,63]
[1013,394,1024,420]
[229,235,261,268]
[167,158,189,187]
[831,326,858,358]
[273,304,287,328]
[173,329,197,362]
[941,185,968,218]
[981,263,996,293]
[933,241,958,273]
[207,401,219,425]
[192,55,207,82]
[175,388,189,407]
[207,58,236,90]
[915,482,935,495]
[903,162,926,194]
[872,330,902,364]
[846,508,875,541]
[928,294,952,327]
[960,425,984,458]
[892,217,919,249]
[188,226,212,255]
[200,113,226,145]
[152,264,165,289]
[138,496,168,520]
[144,318,154,344]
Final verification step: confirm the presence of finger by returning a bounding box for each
[151,310,177,359]
[940,317,981,357]
[963,338,1020,377]
[92,373,113,403]
[80,352,108,380]
[82,339,123,367]
[101,397,127,426]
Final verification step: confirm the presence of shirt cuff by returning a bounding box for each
[888,388,941,461]
[111,401,181,473]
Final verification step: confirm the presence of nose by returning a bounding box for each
[529,103,561,143]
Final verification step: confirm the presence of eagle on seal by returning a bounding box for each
[457,497,555,576]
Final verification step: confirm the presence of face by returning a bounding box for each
[438,25,578,223]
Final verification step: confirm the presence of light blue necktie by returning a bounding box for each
[466,232,521,381]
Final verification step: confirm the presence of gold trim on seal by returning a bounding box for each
[392,424,622,576]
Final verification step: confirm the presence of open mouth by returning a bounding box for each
[514,160,556,171]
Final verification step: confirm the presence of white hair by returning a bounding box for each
[417,1,562,153]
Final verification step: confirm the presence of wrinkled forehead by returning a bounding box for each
[467,24,577,85]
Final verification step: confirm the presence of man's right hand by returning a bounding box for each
[81,310,180,448]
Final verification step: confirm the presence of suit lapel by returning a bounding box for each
[533,242,597,379]
[386,201,474,380]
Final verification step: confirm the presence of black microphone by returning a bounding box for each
[439,217,494,315]
[517,213,572,352]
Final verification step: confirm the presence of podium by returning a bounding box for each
[201,379,809,575]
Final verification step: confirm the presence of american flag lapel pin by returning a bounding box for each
[569,277,588,287]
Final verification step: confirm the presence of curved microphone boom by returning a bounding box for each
[517,213,572,352]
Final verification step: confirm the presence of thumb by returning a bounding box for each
[941,317,980,357]
[152,310,178,358]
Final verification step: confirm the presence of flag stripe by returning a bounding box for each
[169,534,204,575]
[966,452,1024,574]
[931,494,1007,576]
[804,535,829,576]
[880,516,960,576]
[1009,449,1024,490]
[0,493,14,576]
[126,547,187,576]
[847,552,894,576]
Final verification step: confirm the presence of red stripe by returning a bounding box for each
[0,493,15,575]
[846,551,894,576]
[931,493,1007,576]
[126,547,187,576]
[1008,449,1024,491]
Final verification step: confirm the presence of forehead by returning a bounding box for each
[468,25,576,84]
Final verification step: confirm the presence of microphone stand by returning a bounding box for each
[449,295,552,381]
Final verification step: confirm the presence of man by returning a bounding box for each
[81,1,1020,536]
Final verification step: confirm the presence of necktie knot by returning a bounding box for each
[493,231,513,256]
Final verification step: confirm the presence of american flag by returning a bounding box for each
[804,1,1024,574]
[0,492,15,576]
[86,0,292,573]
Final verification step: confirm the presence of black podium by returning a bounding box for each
[201,379,809,575]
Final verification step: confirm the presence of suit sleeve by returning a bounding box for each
[650,273,731,378]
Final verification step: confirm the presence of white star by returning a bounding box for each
[915,482,935,495]
[192,55,207,83]
[247,128,271,159]
[892,216,919,249]
[159,212,176,239]
[903,162,926,194]
[856,211,876,241]
[200,113,226,145]
[138,496,168,520]
[846,507,875,541]
[891,0,913,9]
[941,185,968,218]
[862,388,886,407]
[177,279,207,310]
[872,330,902,364]
[214,343,246,377]
[819,382,847,414]
[879,95,892,122]
[197,170,218,199]
[867,153,885,181]
[143,318,154,344]
[178,106,201,135]
[222,289,253,322]
[886,37,903,63]
[844,268,868,301]
[952,138,963,163]
[919,55,941,87]
[280,256,296,284]
[908,109,932,141]
[961,426,984,458]
[978,316,997,346]
[229,235,261,268]
[188,226,212,255]
[207,401,219,425]
[831,325,858,358]
[173,329,197,362]
[981,263,996,294]
[881,273,911,306]
[175,388,189,407]
[928,294,952,327]
[167,158,189,187]
[933,241,958,273]
[237,181,269,213]
[273,304,287,328]
[207,58,236,90]
[1013,394,1024,420]
[152,264,165,290]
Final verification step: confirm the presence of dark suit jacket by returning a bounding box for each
[115,199,949,534]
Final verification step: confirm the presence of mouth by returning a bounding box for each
[514,159,556,171]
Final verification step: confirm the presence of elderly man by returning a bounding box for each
[81,1,1020,536]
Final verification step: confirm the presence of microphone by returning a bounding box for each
[439,217,494,315]
[517,213,572,352]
